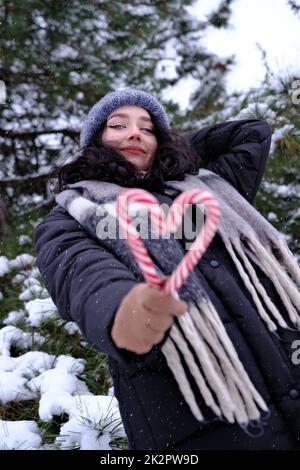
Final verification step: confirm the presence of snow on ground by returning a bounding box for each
[0,420,42,450]
[55,395,126,450]
[0,252,125,450]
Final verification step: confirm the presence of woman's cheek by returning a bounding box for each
[102,132,122,148]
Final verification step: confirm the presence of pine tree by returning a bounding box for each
[288,0,300,17]
[0,0,234,202]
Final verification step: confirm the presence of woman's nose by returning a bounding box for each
[127,126,141,140]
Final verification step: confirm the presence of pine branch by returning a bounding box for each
[0,128,78,140]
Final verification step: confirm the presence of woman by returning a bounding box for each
[35,89,300,450]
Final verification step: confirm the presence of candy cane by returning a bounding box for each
[116,188,220,295]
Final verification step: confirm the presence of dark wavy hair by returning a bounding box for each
[52,118,203,193]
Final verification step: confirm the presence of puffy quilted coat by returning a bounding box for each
[35,119,300,450]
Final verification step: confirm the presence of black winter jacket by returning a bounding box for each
[35,119,300,450]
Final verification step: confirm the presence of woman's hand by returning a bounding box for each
[111,282,187,355]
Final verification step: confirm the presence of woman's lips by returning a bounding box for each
[121,147,145,155]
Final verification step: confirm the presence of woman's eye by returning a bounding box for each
[107,124,125,129]
[107,124,154,133]
[141,128,154,134]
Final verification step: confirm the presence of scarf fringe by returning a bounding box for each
[238,235,300,330]
[161,336,204,421]
[224,237,286,330]
[162,299,268,425]
[169,326,221,417]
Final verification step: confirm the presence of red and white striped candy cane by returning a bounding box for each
[116,188,220,295]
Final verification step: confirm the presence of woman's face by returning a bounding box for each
[101,105,158,171]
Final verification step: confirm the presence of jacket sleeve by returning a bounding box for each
[187,119,272,204]
[35,205,141,365]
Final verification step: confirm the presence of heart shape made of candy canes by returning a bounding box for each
[116,188,221,295]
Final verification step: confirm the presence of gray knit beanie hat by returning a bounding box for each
[80,88,170,147]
